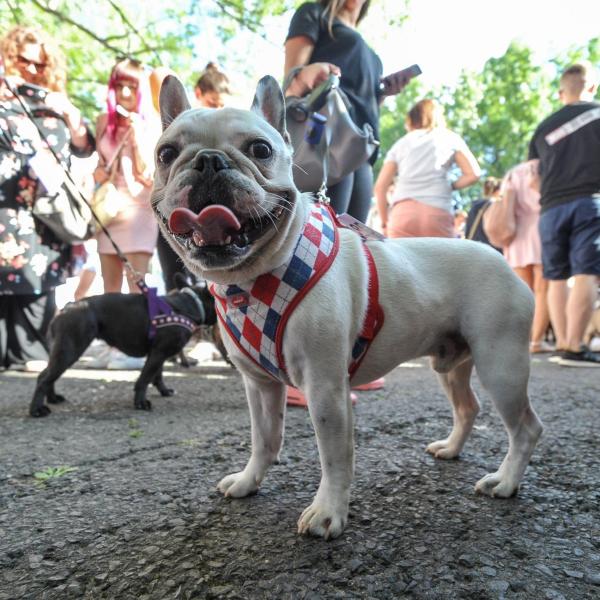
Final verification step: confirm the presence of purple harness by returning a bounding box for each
[137,281,197,340]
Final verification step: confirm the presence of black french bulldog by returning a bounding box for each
[30,275,218,417]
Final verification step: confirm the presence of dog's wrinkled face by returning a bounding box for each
[152,75,299,279]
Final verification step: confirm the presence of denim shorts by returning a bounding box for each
[539,196,600,279]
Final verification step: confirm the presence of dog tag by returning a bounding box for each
[337,213,386,242]
[227,292,251,308]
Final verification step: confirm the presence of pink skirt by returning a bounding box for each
[388,199,456,238]
[96,186,158,255]
[504,213,542,268]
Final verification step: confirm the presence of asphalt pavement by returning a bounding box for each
[0,352,599,599]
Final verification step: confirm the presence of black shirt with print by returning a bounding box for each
[528,101,600,212]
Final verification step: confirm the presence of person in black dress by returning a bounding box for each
[284,0,408,223]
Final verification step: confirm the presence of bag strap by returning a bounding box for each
[466,202,489,240]
[103,127,132,171]
[282,66,304,93]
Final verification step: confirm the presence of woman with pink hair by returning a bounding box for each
[93,58,159,294]
[91,59,160,369]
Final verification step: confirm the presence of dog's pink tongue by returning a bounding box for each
[168,205,241,246]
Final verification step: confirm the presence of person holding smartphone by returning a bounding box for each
[284,0,410,223]
[0,26,94,372]
[90,58,161,370]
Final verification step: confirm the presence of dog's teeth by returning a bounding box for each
[225,236,231,245]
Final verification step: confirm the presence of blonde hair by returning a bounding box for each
[406,98,446,131]
[319,0,371,36]
[194,62,231,95]
[560,61,599,96]
[0,26,67,92]
[483,177,501,198]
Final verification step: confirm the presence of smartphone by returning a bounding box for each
[380,64,422,95]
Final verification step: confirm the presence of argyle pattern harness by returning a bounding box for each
[210,203,383,382]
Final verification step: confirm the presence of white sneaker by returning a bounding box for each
[106,349,145,370]
[86,345,112,369]
[83,339,109,358]
[24,360,48,373]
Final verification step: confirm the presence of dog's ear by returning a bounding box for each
[173,272,189,290]
[251,75,289,143]
[159,75,192,131]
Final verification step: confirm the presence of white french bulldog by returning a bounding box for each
[151,75,543,539]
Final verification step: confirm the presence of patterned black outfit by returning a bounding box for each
[0,82,93,367]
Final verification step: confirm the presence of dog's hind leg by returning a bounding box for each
[152,366,174,397]
[218,375,286,498]
[426,358,480,459]
[29,334,92,417]
[473,342,543,497]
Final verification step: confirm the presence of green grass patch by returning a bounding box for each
[33,466,78,483]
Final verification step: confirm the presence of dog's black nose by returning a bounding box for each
[194,151,230,175]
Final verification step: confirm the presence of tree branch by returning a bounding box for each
[106,0,161,63]
[28,0,124,55]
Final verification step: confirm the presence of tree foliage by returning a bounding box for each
[376,37,600,207]
[0,0,298,119]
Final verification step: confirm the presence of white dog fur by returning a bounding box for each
[151,75,543,539]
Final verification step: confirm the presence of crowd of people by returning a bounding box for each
[1,0,599,374]
[0,25,230,371]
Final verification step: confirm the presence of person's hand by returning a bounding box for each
[45,92,89,148]
[379,71,411,97]
[93,164,110,185]
[287,62,341,96]
[45,92,80,125]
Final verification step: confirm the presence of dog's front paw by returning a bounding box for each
[297,501,348,540]
[475,471,519,498]
[217,471,260,498]
[47,393,66,404]
[426,438,461,459]
[159,388,175,397]
[29,405,51,418]
[134,398,152,411]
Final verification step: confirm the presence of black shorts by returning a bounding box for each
[539,196,600,280]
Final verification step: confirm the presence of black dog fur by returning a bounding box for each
[30,276,217,417]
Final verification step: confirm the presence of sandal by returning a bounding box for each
[529,340,555,354]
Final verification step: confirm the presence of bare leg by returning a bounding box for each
[547,279,568,350]
[531,265,550,344]
[124,252,152,294]
[218,376,286,498]
[566,274,598,351]
[74,269,97,301]
[426,358,480,459]
[99,254,125,293]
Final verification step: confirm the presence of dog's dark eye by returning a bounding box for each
[157,145,179,165]
[249,140,272,160]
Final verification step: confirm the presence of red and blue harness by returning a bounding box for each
[210,203,384,383]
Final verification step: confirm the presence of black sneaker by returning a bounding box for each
[548,349,565,363]
[558,347,600,367]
